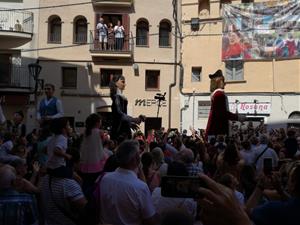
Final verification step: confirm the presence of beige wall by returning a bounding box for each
[0,0,40,132]
[37,0,181,130]
[180,0,300,131]
[181,0,300,93]
[38,0,93,60]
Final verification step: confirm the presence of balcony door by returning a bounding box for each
[0,54,11,85]
[95,13,130,50]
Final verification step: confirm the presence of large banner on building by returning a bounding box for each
[222,0,300,61]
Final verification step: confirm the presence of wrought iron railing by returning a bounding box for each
[136,35,148,46]
[93,0,133,5]
[0,9,33,34]
[48,32,61,43]
[89,30,132,52]
[159,36,171,47]
[0,64,34,89]
[74,32,87,43]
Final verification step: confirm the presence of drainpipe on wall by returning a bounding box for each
[169,0,179,129]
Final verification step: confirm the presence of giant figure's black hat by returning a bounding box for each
[209,69,223,79]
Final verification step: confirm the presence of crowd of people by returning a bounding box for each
[0,100,300,225]
[0,71,300,225]
[96,17,125,51]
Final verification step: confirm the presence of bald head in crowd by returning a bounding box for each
[116,140,140,169]
[175,148,194,164]
[259,134,269,145]
[0,164,16,189]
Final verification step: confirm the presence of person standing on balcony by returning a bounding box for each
[114,20,125,51]
[107,22,115,51]
[14,20,22,32]
[37,83,64,128]
[96,17,108,50]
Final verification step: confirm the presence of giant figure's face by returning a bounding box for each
[116,78,126,91]
[216,76,226,89]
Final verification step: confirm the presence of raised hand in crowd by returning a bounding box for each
[197,174,252,225]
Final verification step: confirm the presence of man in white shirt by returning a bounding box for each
[96,17,108,50]
[255,135,279,173]
[99,140,158,225]
[240,140,256,166]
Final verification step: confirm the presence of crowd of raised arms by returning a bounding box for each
[0,98,300,225]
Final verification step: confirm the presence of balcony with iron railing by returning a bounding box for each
[0,64,34,92]
[89,30,133,58]
[92,0,133,7]
[0,9,34,48]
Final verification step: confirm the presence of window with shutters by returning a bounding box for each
[48,15,62,43]
[62,67,77,89]
[145,70,160,90]
[74,16,87,43]
[225,60,244,81]
[191,67,202,82]
[136,19,149,46]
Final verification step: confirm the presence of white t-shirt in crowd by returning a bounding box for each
[240,148,256,166]
[151,187,197,218]
[0,104,6,124]
[100,168,156,225]
[47,134,68,169]
[0,140,13,154]
[255,144,279,173]
[234,190,245,205]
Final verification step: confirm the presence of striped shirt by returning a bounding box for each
[40,175,84,225]
[0,189,38,225]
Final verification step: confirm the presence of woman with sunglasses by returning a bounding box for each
[110,75,145,141]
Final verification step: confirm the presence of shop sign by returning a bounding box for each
[229,102,271,114]
[135,99,167,107]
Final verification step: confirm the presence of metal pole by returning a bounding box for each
[192,89,195,129]
[157,100,161,118]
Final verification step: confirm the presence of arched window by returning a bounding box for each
[136,19,149,46]
[289,111,300,119]
[48,16,62,43]
[74,16,87,43]
[159,20,171,47]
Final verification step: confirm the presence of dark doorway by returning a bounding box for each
[0,54,11,85]
[144,117,162,136]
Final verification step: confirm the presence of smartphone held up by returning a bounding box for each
[263,158,273,176]
[161,176,207,198]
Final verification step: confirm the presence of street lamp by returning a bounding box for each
[28,60,42,95]
[28,61,42,123]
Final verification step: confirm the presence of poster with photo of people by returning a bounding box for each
[222,0,300,60]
